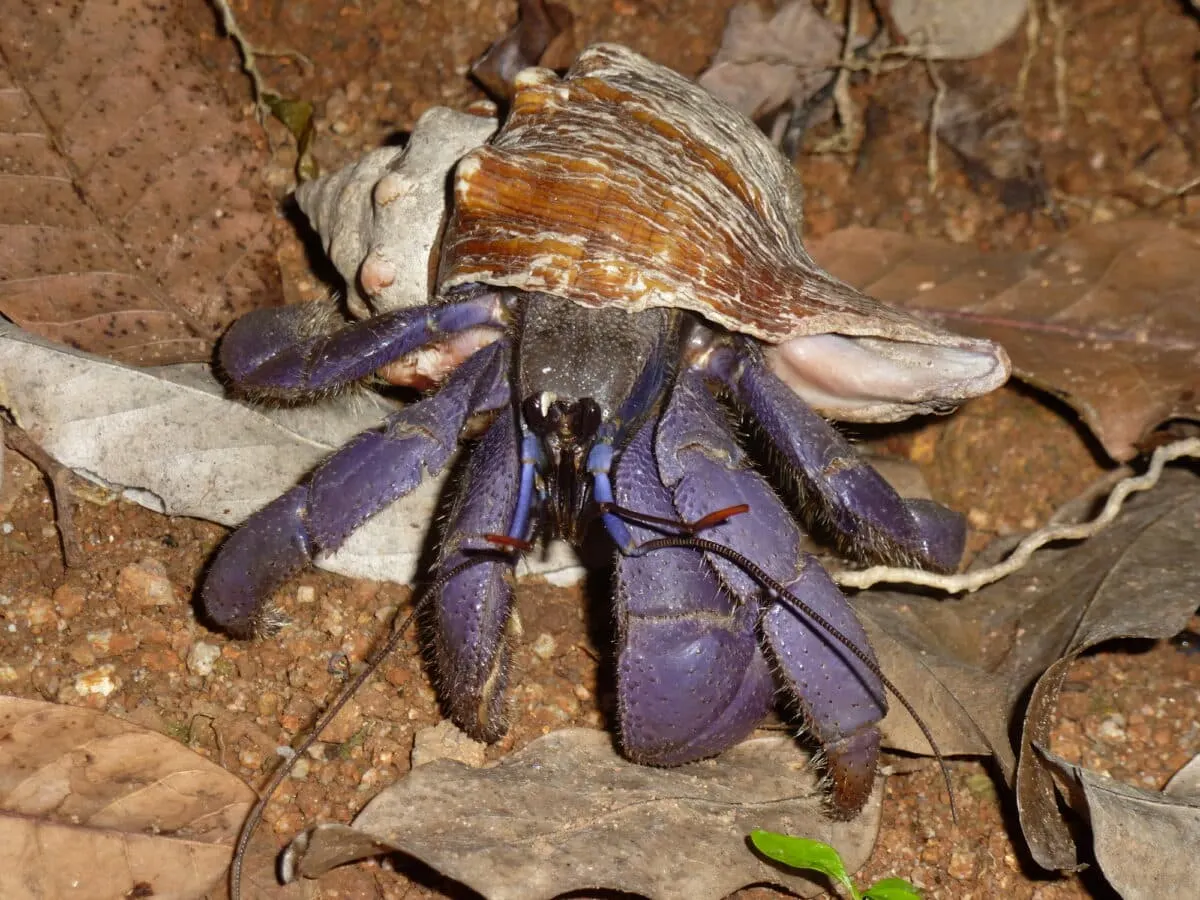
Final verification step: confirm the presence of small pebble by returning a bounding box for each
[74,664,119,697]
[116,559,176,608]
[1095,713,1127,742]
[531,632,557,660]
[187,641,222,677]
[411,720,487,768]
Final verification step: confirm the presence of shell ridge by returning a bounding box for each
[439,42,981,350]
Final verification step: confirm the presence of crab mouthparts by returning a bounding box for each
[523,393,603,543]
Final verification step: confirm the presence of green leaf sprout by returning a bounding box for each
[749,830,922,900]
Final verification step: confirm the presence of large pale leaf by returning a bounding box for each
[282,729,882,900]
[0,0,282,364]
[810,222,1200,461]
[0,323,581,584]
[0,696,255,900]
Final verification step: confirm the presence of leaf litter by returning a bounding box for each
[0,695,255,899]
[282,731,883,900]
[0,1,1198,898]
[3,192,1200,900]
[0,0,285,366]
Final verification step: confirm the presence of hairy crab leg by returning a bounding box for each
[656,369,888,817]
[202,343,511,637]
[218,290,510,400]
[432,406,522,742]
[612,418,776,764]
[703,339,966,572]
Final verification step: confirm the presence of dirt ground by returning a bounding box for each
[2,1,1198,898]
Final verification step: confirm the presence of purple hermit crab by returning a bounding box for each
[202,44,1008,817]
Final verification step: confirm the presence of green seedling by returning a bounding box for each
[749,830,922,900]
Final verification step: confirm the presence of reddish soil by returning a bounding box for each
[2,1,1197,898]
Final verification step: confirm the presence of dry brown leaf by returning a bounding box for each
[810,222,1200,460]
[698,1,842,122]
[282,729,882,900]
[889,0,1029,60]
[0,695,256,900]
[0,0,283,365]
[853,467,1198,875]
[1010,468,1200,871]
[1039,749,1200,898]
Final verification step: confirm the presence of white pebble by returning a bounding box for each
[186,641,222,677]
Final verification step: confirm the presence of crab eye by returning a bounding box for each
[521,393,548,434]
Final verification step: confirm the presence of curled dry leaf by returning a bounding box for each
[471,0,576,102]
[0,696,255,900]
[0,323,581,584]
[281,729,882,900]
[0,0,284,366]
[1011,467,1200,871]
[889,0,1029,60]
[809,222,1200,461]
[1038,748,1200,899]
[848,467,1199,881]
[697,1,843,123]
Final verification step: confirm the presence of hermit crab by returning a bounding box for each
[202,44,1008,817]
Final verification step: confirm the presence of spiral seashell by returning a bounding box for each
[296,107,497,320]
[440,44,959,349]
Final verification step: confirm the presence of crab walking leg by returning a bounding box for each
[218,291,509,400]
[432,407,522,742]
[707,341,966,572]
[612,420,776,765]
[202,343,511,637]
[658,370,887,817]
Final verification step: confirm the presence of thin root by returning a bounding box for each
[1,419,86,568]
[834,437,1200,592]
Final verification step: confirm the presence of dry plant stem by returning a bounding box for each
[228,602,421,900]
[833,437,1200,592]
[812,0,862,154]
[1046,0,1069,128]
[1,419,85,567]
[923,57,946,192]
[210,0,311,121]
[1015,0,1042,106]
[226,552,504,898]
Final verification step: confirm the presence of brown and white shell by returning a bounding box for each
[438,43,1009,420]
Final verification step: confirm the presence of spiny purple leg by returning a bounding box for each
[202,343,510,637]
[658,370,886,817]
[218,291,507,400]
[432,407,521,742]
[613,419,775,765]
[761,562,886,818]
[707,341,965,571]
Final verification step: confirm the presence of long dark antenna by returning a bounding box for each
[630,533,959,823]
[227,553,511,900]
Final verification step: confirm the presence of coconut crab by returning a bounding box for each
[202,44,1008,817]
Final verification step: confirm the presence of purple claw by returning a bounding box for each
[218,292,507,400]
[613,419,776,764]
[711,342,966,571]
[432,406,522,742]
[202,343,510,637]
[656,369,887,816]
